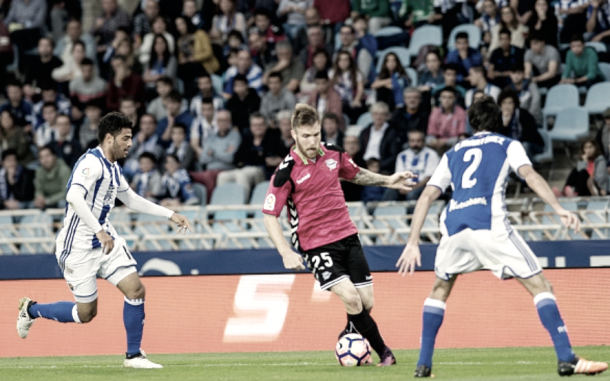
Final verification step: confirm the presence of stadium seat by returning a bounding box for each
[375,47,411,73]
[600,62,610,82]
[447,24,482,51]
[210,183,247,221]
[406,67,418,87]
[192,183,207,206]
[7,45,18,74]
[408,25,442,56]
[357,112,373,127]
[587,41,607,53]
[548,107,589,143]
[175,78,185,94]
[211,74,223,95]
[533,130,553,164]
[250,181,270,205]
[374,26,404,38]
[584,82,610,115]
[542,84,579,130]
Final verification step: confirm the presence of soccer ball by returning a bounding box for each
[335,333,372,366]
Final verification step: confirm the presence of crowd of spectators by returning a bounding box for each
[1,0,610,210]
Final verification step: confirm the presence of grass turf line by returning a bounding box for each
[0,346,608,380]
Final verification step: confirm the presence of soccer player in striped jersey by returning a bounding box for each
[16,112,191,369]
[397,97,608,377]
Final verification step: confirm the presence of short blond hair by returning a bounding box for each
[291,103,320,130]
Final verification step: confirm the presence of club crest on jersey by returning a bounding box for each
[104,185,116,203]
[264,194,276,211]
[325,159,337,170]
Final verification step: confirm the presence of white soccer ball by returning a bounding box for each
[335,333,372,367]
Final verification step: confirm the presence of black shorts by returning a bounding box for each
[300,234,372,291]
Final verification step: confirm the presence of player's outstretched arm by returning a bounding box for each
[116,188,191,234]
[350,168,417,191]
[263,214,305,271]
[519,165,581,232]
[396,186,442,276]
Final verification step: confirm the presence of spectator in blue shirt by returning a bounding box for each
[446,32,483,87]
[156,90,194,145]
[488,28,525,88]
[158,153,199,207]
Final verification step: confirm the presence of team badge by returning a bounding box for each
[264,194,276,211]
[325,159,337,170]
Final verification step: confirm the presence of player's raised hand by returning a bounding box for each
[170,213,192,235]
[96,230,114,255]
[280,249,306,271]
[396,244,422,276]
[556,209,581,233]
[387,171,417,192]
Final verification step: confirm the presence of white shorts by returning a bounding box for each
[434,228,542,281]
[55,236,137,303]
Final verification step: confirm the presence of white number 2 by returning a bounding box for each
[461,148,482,189]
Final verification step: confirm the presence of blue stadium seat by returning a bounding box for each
[447,24,481,51]
[600,62,610,82]
[211,74,223,95]
[408,25,442,56]
[587,41,607,53]
[7,45,18,74]
[357,112,372,127]
[175,78,185,94]
[210,183,247,220]
[374,26,404,38]
[584,82,610,115]
[250,181,270,205]
[376,47,411,74]
[548,107,589,143]
[192,183,207,206]
[542,84,579,130]
[533,130,553,164]
[406,67,418,87]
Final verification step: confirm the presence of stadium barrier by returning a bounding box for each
[0,243,609,357]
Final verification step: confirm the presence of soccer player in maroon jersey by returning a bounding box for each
[263,103,416,366]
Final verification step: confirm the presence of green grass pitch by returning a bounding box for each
[0,347,608,380]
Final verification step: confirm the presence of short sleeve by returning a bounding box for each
[338,151,361,181]
[422,150,441,179]
[506,140,532,178]
[70,155,103,192]
[427,154,452,192]
[262,173,292,217]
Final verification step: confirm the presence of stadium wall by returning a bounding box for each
[1,242,609,357]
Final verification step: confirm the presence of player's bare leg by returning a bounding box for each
[415,275,458,378]
[518,273,607,376]
[116,272,162,369]
[331,280,396,366]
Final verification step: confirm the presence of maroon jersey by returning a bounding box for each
[262,143,361,251]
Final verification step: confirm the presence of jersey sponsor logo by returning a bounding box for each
[448,197,487,212]
[296,173,311,184]
[103,185,116,203]
[325,158,338,170]
[322,271,332,281]
[264,194,276,211]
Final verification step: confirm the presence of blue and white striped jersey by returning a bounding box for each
[56,147,130,254]
[428,132,531,237]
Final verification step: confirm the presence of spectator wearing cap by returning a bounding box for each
[190,109,241,202]
[217,112,286,196]
[33,145,71,209]
[0,149,35,210]
[260,72,297,128]
[69,58,108,106]
[507,63,542,125]
[465,66,501,108]
[487,28,525,88]
[390,88,430,142]
[426,86,467,153]
[524,32,561,89]
[321,113,345,147]
[263,40,305,93]
[226,74,262,132]
[497,89,544,161]
[107,55,146,112]
[358,102,402,175]
[306,70,345,130]
[596,107,610,164]
[91,0,131,54]
[446,32,483,87]
[157,91,194,145]
[223,49,264,97]
[560,33,605,88]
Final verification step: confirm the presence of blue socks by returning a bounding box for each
[418,298,446,368]
[535,292,575,363]
[28,301,81,323]
[124,297,145,356]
